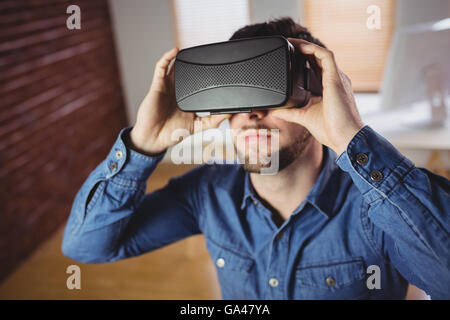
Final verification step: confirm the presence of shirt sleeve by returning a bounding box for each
[62,127,202,263]
[335,125,450,299]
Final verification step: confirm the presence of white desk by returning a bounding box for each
[356,93,450,171]
[357,93,450,149]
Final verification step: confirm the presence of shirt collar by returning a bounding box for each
[241,168,258,210]
[240,146,341,219]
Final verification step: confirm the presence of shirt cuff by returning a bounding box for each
[335,125,415,201]
[103,127,166,183]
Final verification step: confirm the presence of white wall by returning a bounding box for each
[396,0,450,28]
[108,0,176,125]
[249,0,302,24]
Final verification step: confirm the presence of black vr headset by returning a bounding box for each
[174,36,322,114]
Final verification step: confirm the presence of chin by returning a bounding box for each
[240,159,272,173]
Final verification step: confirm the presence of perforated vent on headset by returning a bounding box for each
[175,46,287,102]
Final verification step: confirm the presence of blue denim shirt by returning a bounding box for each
[62,125,450,299]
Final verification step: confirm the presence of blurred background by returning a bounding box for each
[0,0,449,299]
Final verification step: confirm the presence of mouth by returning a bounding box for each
[240,129,272,141]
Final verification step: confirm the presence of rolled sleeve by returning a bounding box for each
[62,127,167,262]
[335,125,415,202]
[104,127,166,186]
[336,125,450,299]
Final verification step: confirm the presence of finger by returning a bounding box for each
[166,60,176,91]
[338,69,352,89]
[151,47,179,89]
[287,38,339,80]
[309,95,323,106]
[168,59,175,79]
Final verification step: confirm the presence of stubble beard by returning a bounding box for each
[237,129,312,174]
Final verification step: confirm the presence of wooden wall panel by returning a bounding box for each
[304,0,395,92]
[0,0,128,282]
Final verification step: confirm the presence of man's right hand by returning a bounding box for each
[129,47,231,156]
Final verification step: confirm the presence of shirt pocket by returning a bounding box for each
[293,258,370,299]
[206,238,255,299]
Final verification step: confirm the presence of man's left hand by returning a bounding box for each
[271,38,365,156]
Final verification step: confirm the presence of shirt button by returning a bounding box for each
[115,149,123,159]
[268,278,279,287]
[253,200,258,206]
[356,153,369,165]
[326,276,336,287]
[370,170,383,182]
[110,162,118,172]
[275,232,283,241]
[216,258,225,268]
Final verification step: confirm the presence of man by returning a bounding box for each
[62,18,450,299]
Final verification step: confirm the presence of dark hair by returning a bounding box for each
[229,17,326,48]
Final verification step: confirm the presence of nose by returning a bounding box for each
[247,109,268,120]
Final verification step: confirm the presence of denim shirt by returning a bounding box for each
[62,126,450,299]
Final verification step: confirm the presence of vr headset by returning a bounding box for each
[174,36,322,114]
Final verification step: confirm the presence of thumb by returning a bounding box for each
[198,113,232,132]
[271,108,307,126]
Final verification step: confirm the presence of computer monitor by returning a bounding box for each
[380,18,450,127]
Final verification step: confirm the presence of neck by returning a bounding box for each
[250,138,324,223]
